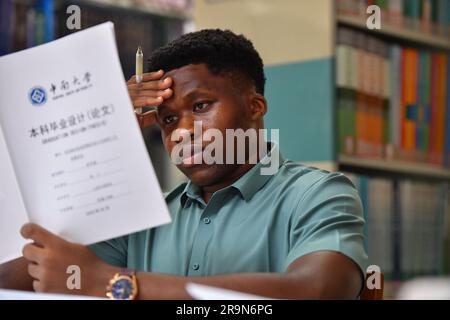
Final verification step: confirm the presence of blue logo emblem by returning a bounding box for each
[29,86,47,106]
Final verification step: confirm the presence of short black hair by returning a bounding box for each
[147,29,266,95]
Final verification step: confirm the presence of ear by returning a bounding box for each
[247,93,267,121]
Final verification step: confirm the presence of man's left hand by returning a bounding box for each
[20,223,117,297]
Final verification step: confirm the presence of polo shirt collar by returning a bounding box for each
[180,142,284,205]
[231,142,284,201]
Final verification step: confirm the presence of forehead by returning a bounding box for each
[164,64,233,94]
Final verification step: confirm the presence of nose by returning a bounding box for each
[173,114,196,143]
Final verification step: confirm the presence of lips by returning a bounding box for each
[180,144,204,167]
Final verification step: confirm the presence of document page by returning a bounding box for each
[0,22,171,249]
[0,126,29,264]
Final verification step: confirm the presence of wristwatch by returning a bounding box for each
[106,269,138,300]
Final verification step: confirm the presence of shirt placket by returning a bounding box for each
[187,192,223,276]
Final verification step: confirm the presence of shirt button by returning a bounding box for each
[203,218,211,224]
[192,264,200,270]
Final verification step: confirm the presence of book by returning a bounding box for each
[0,22,171,264]
[344,172,449,280]
[336,26,450,167]
[446,54,450,168]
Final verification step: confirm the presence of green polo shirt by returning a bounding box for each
[89,149,368,277]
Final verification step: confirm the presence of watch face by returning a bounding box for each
[111,278,134,300]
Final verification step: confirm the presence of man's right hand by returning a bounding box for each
[126,70,173,129]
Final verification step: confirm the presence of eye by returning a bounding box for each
[193,101,210,112]
[163,115,177,125]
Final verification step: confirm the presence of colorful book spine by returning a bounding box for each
[437,54,448,165]
[445,54,450,168]
[388,0,404,26]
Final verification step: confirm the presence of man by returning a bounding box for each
[0,29,367,299]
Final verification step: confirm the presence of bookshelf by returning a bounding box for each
[337,14,450,50]
[338,155,450,179]
[59,0,191,75]
[334,5,450,180]
[335,0,450,291]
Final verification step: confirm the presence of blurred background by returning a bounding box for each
[0,0,449,299]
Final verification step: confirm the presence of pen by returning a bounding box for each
[135,45,143,114]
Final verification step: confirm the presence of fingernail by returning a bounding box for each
[20,224,30,236]
[164,78,171,83]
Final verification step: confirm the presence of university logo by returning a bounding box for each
[29,86,47,106]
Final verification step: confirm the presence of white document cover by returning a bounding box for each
[0,22,171,263]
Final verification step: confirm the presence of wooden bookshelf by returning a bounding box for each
[338,155,450,180]
[337,14,450,50]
